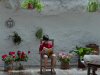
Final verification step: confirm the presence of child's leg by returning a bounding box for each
[52,54,56,69]
[49,54,56,69]
[43,55,48,68]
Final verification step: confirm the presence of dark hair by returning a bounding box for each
[43,35,49,41]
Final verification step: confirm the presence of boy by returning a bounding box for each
[39,35,56,74]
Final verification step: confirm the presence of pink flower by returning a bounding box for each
[70,54,72,57]
[62,55,66,59]
[62,53,64,55]
[65,53,70,55]
[58,52,62,54]
[59,53,62,56]
[64,53,66,55]
[65,53,68,55]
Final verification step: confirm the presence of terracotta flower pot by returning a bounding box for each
[60,61,70,69]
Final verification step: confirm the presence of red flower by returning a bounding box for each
[17,52,21,55]
[17,50,21,55]
[22,51,25,55]
[9,51,12,55]
[2,59,4,61]
[28,51,30,54]
[17,50,20,53]
[13,56,15,58]
[2,54,7,59]
[2,55,4,58]
[5,54,7,57]
[21,55,24,58]
[12,52,15,54]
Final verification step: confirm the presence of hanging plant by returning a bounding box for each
[21,0,44,12]
[8,31,23,45]
[35,28,43,39]
[85,0,100,12]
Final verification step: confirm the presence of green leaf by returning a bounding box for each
[76,46,79,50]
[75,53,78,56]
[79,48,83,55]
[69,50,73,53]
[85,0,100,12]
[35,28,42,39]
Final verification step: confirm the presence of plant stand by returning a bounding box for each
[78,59,85,68]
[60,62,70,69]
[4,62,13,71]
[15,61,24,70]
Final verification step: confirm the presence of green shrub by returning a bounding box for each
[69,46,94,60]
[35,28,43,39]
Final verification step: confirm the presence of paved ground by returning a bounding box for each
[0,66,88,75]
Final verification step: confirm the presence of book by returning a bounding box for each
[43,47,53,55]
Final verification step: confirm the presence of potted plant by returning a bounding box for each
[69,46,94,68]
[14,50,30,70]
[57,52,72,69]
[8,31,22,45]
[85,0,100,12]
[2,51,15,71]
[35,28,43,39]
[21,0,44,12]
[28,3,35,9]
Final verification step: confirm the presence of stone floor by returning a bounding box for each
[0,65,89,75]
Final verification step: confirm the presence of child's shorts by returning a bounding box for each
[41,53,52,58]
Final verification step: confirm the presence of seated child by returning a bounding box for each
[39,35,56,74]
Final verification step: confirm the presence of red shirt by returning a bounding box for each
[39,42,52,52]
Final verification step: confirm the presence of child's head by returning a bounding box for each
[43,35,49,44]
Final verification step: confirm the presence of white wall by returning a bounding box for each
[0,0,100,66]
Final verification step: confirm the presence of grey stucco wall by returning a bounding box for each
[0,0,100,66]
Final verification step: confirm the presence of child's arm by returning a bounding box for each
[39,50,45,54]
[39,44,45,54]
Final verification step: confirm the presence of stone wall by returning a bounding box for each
[1,0,88,10]
[0,0,100,66]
